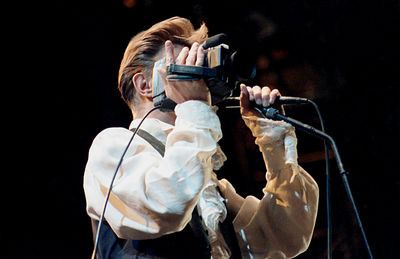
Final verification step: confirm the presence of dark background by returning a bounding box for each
[9,0,399,258]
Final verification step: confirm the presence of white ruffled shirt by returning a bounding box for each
[84,100,319,259]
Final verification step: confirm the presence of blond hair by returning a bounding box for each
[118,17,208,109]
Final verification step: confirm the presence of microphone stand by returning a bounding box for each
[259,107,374,259]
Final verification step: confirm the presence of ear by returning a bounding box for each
[132,73,152,99]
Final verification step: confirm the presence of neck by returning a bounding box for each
[133,101,176,125]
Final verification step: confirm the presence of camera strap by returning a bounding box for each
[167,64,217,81]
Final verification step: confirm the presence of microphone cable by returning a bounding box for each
[91,105,161,259]
[299,99,332,259]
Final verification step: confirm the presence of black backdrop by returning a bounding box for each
[9,0,399,258]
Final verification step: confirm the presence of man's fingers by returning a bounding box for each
[165,40,175,65]
[252,85,262,105]
[240,84,250,114]
[186,42,199,65]
[195,45,204,66]
[240,84,283,117]
[176,46,189,65]
[261,87,271,107]
[270,89,281,104]
[169,42,204,66]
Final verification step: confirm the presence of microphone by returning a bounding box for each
[226,96,310,105]
[272,96,310,105]
[223,96,310,112]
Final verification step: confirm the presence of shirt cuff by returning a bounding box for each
[175,100,222,140]
[242,115,294,141]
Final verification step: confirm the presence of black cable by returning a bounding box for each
[91,106,160,259]
[306,100,332,259]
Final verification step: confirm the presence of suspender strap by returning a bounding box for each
[130,128,165,156]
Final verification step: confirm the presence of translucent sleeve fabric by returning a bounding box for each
[218,115,319,259]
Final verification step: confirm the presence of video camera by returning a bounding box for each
[152,34,256,110]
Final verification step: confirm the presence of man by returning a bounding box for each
[84,16,319,258]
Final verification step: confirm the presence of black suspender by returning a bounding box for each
[130,128,165,156]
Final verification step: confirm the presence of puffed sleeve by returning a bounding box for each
[218,115,319,259]
[83,100,222,240]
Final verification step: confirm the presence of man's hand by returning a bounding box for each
[158,40,211,105]
[240,83,281,117]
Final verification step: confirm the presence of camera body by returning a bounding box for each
[203,43,237,105]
